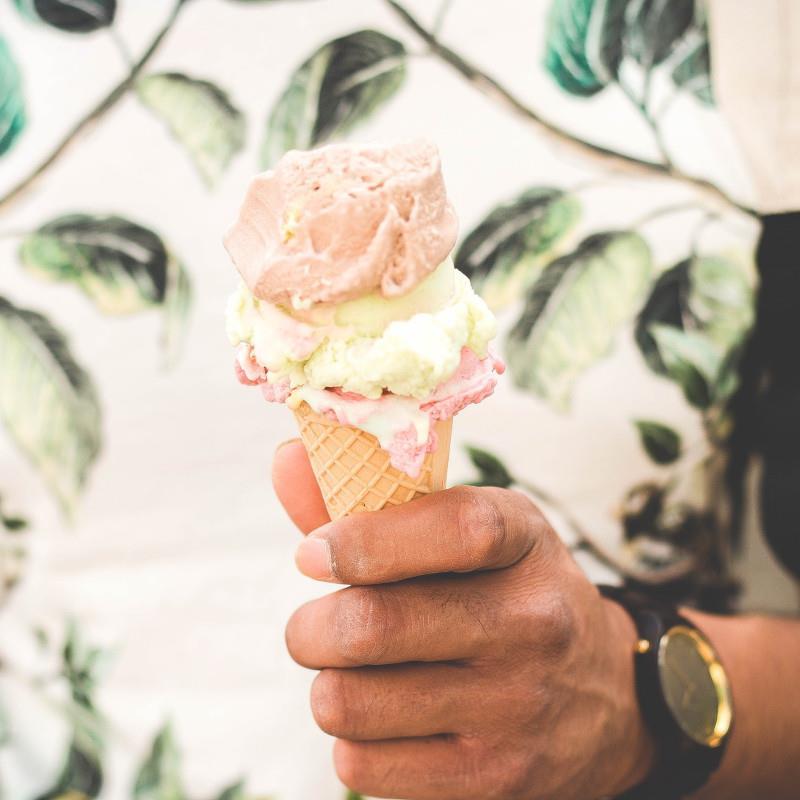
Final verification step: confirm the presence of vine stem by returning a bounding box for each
[0,2,186,212]
[383,0,757,219]
[515,478,695,585]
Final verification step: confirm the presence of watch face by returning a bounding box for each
[658,625,733,747]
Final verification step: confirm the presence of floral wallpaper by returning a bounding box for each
[0,0,770,797]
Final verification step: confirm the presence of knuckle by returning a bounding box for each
[335,588,393,664]
[534,590,577,657]
[453,487,507,568]
[310,670,350,736]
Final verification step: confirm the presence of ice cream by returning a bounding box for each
[225,140,503,481]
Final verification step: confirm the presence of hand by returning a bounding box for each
[273,440,655,800]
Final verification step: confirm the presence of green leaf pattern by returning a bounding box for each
[0,37,26,156]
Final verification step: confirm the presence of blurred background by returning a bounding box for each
[0,1,796,798]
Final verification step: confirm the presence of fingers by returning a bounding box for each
[272,439,329,534]
[294,485,547,585]
[334,736,482,800]
[311,663,474,740]
[286,576,497,668]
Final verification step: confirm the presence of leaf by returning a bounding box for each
[262,30,406,167]
[633,419,681,465]
[216,781,246,800]
[507,231,653,411]
[19,214,192,364]
[544,0,629,96]
[624,0,694,69]
[464,446,514,489]
[133,723,184,800]
[0,37,26,157]
[345,793,364,800]
[33,742,103,800]
[14,0,116,32]
[634,260,692,375]
[688,255,753,351]
[137,73,245,187]
[670,25,714,106]
[648,323,721,409]
[455,188,581,309]
[0,297,101,515]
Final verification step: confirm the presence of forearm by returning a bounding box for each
[684,609,800,799]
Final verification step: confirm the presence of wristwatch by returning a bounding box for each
[597,585,734,800]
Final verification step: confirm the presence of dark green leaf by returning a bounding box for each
[345,792,364,800]
[455,188,580,309]
[635,260,692,375]
[544,0,629,96]
[262,30,406,167]
[0,297,101,515]
[670,26,714,106]
[0,37,26,157]
[464,446,514,489]
[133,723,184,800]
[33,741,103,800]
[633,419,681,464]
[216,781,246,800]
[20,214,192,364]
[14,0,116,32]
[507,231,652,410]
[2,515,28,531]
[648,324,720,409]
[624,0,694,68]
[137,73,245,187]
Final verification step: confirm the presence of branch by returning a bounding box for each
[0,2,186,212]
[384,0,757,218]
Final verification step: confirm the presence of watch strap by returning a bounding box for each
[598,585,728,799]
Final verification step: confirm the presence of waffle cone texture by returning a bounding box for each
[293,402,451,519]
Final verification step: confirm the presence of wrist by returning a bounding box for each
[602,597,657,796]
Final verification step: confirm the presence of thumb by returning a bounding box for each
[271,439,330,534]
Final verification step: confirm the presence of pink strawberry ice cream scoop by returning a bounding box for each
[223,140,458,309]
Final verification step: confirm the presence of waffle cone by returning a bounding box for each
[293,402,451,519]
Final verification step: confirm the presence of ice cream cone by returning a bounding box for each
[293,402,451,519]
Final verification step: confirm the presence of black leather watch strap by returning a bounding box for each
[598,585,729,800]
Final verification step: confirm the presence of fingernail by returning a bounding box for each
[276,437,301,453]
[295,536,333,580]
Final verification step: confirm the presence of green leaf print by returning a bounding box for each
[33,741,103,800]
[635,259,691,376]
[506,231,653,411]
[133,723,185,800]
[137,73,245,187]
[633,419,682,464]
[345,792,364,800]
[544,0,629,96]
[465,446,514,488]
[455,188,581,309]
[688,255,754,352]
[670,25,714,106]
[0,297,101,516]
[624,0,694,69]
[13,0,116,33]
[20,214,192,364]
[262,30,406,167]
[648,323,721,409]
[0,37,26,157]
[215,781,246,800]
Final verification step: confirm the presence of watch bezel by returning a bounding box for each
[657,624,733,748]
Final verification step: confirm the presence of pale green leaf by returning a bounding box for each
[456,188,581,309]
[133,723,184,800]
[137,72,245,187]
[0,297,101,516]
[507,231,653,411]
[648,323,721,409]
[624,0,694,68]
[262,30,406,167]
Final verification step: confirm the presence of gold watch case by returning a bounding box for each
[657,624,733,747]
